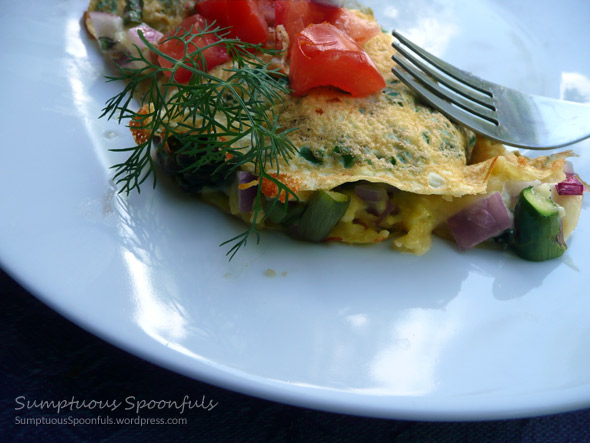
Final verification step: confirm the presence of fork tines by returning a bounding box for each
[391,30,499,127]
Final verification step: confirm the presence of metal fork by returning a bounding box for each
[391,30,590,150]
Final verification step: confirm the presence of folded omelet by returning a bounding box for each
[265,32,487,197]
[85,0,585,259]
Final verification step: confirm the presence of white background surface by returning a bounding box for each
[1,0,589,420]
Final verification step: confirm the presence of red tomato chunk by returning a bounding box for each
[195,0,269,44]
[157,14,230,83]
[275,0,338,44]
[275,0,380,45]
[289,23,386,97]
[330,8,380,44]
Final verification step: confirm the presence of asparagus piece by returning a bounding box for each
[513,185,567,261]
[297,190,351,242]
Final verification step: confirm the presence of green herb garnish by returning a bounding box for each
[101,22,298,259]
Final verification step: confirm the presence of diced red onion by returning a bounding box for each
[556,173,585,196]
[88,12,124,40]
[127,24,164,48]
[236,171,258,213]
[354,184,387,202]
[447,192,512,249]
[376,199,398,225]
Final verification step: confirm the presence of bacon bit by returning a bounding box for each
[129,104,151,145]
[327,97,341,103]
[260,173,300,202]
[315,108,324,115]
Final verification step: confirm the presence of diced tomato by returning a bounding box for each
[330,8,381,44]
[194,0,226,26]
[289,23,386,97]
[275,0,379,46]
[274,0,338,44]
[195,0,269,44]
[157,14,230,83]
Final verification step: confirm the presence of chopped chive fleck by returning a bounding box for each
[123,0,143,25]
[98,36,116,50]
[96,0,118,13]
[299,147,323,165]
[396,150,413,165]
[384,90,400,97]
[333,145,356,168]
[341,155,355,168]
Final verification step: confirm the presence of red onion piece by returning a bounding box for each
[354,184,387,202]
[237,171,258,213]
[448,192,512,249]
[376,199,398,226]
[88,11,124,40]
[556,173,585,196]
[127,24,164,48]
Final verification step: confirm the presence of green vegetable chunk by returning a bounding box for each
[513,185,567,261]
[264,199,305,225]
[297,191,351,242]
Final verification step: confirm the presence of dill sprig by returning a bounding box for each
[100,21,299,259]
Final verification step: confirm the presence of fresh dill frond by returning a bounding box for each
[100,21,298,258]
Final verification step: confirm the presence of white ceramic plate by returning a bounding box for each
[1,0,589,421]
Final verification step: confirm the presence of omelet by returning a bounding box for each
[86,0,188,32]
[263,31,486,198]
[85,0,586,260]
